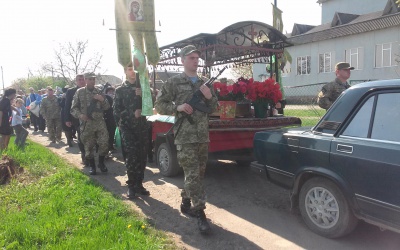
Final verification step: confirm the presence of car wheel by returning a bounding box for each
[299,177,358,238]
[156,142,182,177]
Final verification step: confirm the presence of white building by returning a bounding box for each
[254,0,400,96]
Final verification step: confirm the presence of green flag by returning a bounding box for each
[272,4,283,32]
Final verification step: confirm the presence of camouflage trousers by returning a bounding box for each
[80,119,109,159]
[46,118,62,141]
[119,125,149,187]
[177,143,208,211]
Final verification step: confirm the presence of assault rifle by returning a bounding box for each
[87,82,111,120]
[184,66,227,123]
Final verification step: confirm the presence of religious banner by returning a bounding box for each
[115,0,160,116]
[272,4,285,99]
[272,4,283,32]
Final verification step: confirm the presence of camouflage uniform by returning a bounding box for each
[70,86,110,159]
[154,73,218,211]
[113,81,149,188]
[318,78,350,110]
[40,96,62,141]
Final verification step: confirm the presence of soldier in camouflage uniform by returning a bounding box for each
[40,86,62,143]
[113,62,150,199]
[318,62,354,110]
[155,45,218,234]
[71,72,110,175]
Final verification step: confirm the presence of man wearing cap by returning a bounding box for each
[318,62,354,110]
[113,62,150,198]
[64,74,87,163]
[71,72,110,175]
[40,86,62,143]
[155,45,218,234]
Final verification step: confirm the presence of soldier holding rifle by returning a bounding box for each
[155,45,218,234]
[71,72,110,175]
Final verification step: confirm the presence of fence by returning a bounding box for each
[283,82,327,127]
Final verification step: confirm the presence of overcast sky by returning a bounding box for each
[0,0,321,87]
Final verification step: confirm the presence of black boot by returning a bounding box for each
[180,198,196,217]
[89,159,96,175]
[134,183,150,196]
[81,153,89,167]
[196,210,211,234]
[67,139,73,147]
[127,186,136,199]
[98,156,108,173]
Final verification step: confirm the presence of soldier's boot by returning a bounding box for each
[133,182,150,196]
[127,186,136,199]
[89,159,96,175]
[196,209,211,234]
[180,198,197,217]
[98,156,108,173]
[67,139,73,147]
[81,153,89,167]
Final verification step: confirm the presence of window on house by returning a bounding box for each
[345,48,363,70]
[375,43,394,68]
[319,52,334,73]
[297,56,311,75]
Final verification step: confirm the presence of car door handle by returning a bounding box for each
[337,144,353,154]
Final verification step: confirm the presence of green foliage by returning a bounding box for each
[11,76,68,93]
[0,140,173,249]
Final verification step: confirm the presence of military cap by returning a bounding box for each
[180,45,201,57]
[84,72,96,78]
[335,62,354,70]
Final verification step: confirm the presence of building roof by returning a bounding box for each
[288,11,400,45]
[287,1,400,45]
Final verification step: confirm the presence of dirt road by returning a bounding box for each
[28,130,400,250]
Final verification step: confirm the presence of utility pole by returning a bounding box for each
[1,66,4,94]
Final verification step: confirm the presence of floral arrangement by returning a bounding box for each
[245,77,283,104]
[213,77,282,104]
[213,78,248,102]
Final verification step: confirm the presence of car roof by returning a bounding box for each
[351,79,400,90]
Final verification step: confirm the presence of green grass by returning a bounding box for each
[0,139,173,250]
[285,109,326,127]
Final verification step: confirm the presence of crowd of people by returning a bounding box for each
[0,44,250,234]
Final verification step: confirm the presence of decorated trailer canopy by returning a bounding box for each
[157,21,292,74]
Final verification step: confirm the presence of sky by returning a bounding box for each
[0,0,321,87]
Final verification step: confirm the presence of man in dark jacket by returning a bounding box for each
[64,74,87,165]
[113,62,150,199]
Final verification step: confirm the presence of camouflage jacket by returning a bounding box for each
[71,86,110,121]
[113,81,148,130]
[40,96,61,120]
[154,73,218,144]
[317,78,350,110]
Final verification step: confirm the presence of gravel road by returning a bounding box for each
[28,130,400,250]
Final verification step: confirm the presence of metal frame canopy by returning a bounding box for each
[158,21,292,68]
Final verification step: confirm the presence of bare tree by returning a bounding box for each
[42,40,102,84]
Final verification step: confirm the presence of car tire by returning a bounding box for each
[299,177,358,238]
[156,142,182,177]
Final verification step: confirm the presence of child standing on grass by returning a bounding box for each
[12,98,29,148]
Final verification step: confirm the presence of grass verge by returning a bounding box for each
[0,139,173,249]
[285,109,326,127]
